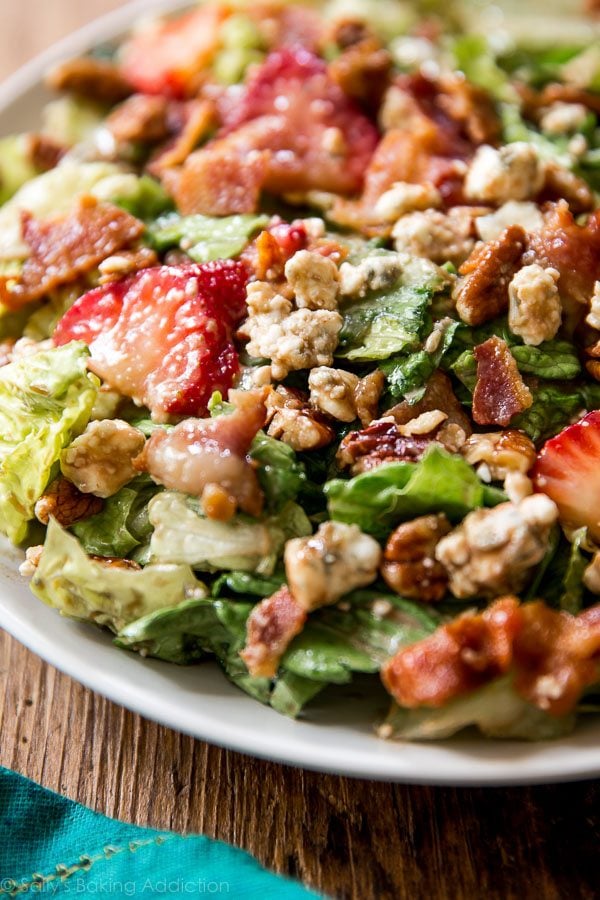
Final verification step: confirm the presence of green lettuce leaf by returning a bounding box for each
[325,445,504,539]
[249,431,306,512]
[148,492,311,574]
[70,475,160,558]
[0,342,98,543]
[30,519,207,633]
[336,254,446,361]
[381,318,462,402]
[108,173,172,220]
[531,527,591,613]
[513,382,600,443]
[381,676,576,741]
[0,135,38,205]
[147,212,268,262]
[211,570,285,598]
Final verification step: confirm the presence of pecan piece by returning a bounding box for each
[266,386,335,451]
[25,134,65,172]
[240,586,307,678]
[455,225,526,326]
[106,94,171,144]
[34,478,103,527]
[328,37,391,109]
[381,514,451,602]
[461,430,536,480]
[436,74,501,145]
[337,419,434,473]
[386,371,472,436]
[45,57,133,104]
[472,336,532,426]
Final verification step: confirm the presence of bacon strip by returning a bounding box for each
[240,586,307,678]
[382,597,600,716]
[4,198,144,308]
[472,336,532,427]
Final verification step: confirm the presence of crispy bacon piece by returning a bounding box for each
[45,56,133,104]
[148,100,216,175]
[472,336,532,427]
[4,198,144,308]
[328,37,392,109]
[254,223,307,281]
[382,597,600,717]
[337,419,435,473]
[455,225,526,326]
[105,94,171,144]
[137,389,268,517]
[524,201,600,306]
[386,371,472,435]
[382,597,521,708]
[240,586,307,678]
[162,139,269,216]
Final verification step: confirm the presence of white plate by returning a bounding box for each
[0,0,599,785]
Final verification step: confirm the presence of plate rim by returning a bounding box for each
[0,0,599,786]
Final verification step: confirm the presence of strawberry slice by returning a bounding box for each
[532,410,600,540]
[53,261,249,421]
[119,5,225,98]
[218,47,379,195]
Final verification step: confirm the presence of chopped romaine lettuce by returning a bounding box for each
[249,432,307,512]
[147,212,268,262]
[0,135,38,206]
[0,342,98,543]
[148,492,311,574]
[325,445,504,539]
[71,475,160,558]
[513,382,600,443]
[211,570,285,598]
[30,519,207,632]
[381,318,462,402]
[102,173,172,220]
[381,677,575,741]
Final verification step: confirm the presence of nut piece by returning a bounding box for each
[455,225,527,327]
[354,369,385,426]
[19,545,44,578]
[461,431,537,482]
[508,264,561,346]
[60,419,146,498]
[381,514,451,602]
[435,495,558,599]
[540,102,588,135]
[284,521,382,611]
[266,387,335,451]
[98,247,159,284]
[284,250,340,310]
[586,280,600,330]
[373,180,441,223]
[398,409,448,436]
[464,143,545,204]
[201,483,237,522]
[34,477,103,526]
[393,208,478,266]
[45,56,132,104]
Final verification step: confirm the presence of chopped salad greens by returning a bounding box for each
[3,0,600,743]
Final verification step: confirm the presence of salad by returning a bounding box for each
[1,0,600,742]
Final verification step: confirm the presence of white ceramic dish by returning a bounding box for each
[0,0,599,785]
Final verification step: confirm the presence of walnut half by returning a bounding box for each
[34,477,103,527]
[381,514,451,602]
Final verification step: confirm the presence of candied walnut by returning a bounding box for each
[508,264,561,346]
[386,371,473,436]
[148,99,216,174]
[105,94,171,144]
[454,225,526,326]
[45,57,133,104]
[19,545,44,578]
[382,596,521,708]
[337,419,435,473]
[328,36,391,108]
[162,142,269,215]
[398,409,448,436]
[524,82,600,116]
[392,207,479,266]
[284,250,339,310]
[542,161,594,214]
[381,514,451,602]
[524,201,600,307]
[61,419,146,499]
[461,431,536,481]
[354,369,385,426]
[472,336,533,426]
[436,74,501,146]
[266,386,335,451]
[435,494,558,599]
[284,521,382,611]
[4,198,144,308]
[98,247,159,284]
[25,134,65,172]
[138,389,267,518]
[464,143,545,204]
[34,477,103,527]
[586,359,600,380]
[240,586,307,678]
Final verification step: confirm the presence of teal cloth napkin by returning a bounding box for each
[0,766,320,898]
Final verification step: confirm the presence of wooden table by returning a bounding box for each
[0,4,598,898]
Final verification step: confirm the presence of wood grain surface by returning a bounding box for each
[0,4,599,899]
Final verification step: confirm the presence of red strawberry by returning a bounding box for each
[53,261,249,421]
[532,410,600,540]
[218,47,379,195]
[119,5,225,98]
